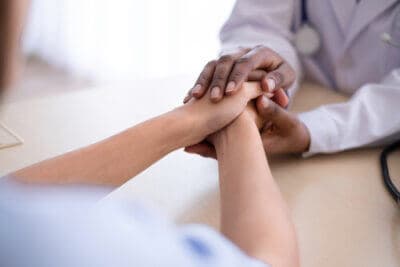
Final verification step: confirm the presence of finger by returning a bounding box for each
[261,62,295,93]
[240,82,265,101]
[241,46,283,70]
[248,70,276,96]
[191,60,217,99]
[271,88,289,108]
[208,55,238,102]
[184,143,217,159]
[256,95,295,130]
[247,69,268,81]
[226,47,283,96]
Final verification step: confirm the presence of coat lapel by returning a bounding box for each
[344,0,398,48]
[328,0,357,34]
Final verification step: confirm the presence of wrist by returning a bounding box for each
[213,113,258,150]
[169,105,204,148]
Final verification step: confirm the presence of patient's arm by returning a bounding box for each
[13,83,262,186]
[213,108,299,267]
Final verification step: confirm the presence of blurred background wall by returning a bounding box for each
[22,0,235,82]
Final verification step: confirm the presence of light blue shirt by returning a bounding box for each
[0,176,268,267]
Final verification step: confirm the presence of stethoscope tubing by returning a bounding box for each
[380,139,400,204]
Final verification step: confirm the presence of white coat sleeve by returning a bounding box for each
[220,0,302,96]
[299,69,400,156]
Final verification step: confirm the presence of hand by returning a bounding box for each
[255,96,310,155]
[185,95,310,158]
[185,102,264,159]
[183,45,296,108]
[207,102,263,146]
[180,82,263,147]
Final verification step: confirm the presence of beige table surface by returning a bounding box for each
[1,66,399,266]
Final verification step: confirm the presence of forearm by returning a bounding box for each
[12,82,262,186]
[215,115,299,266]
[14,108,193,186]
[299,70,400,156]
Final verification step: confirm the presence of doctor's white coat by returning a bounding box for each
[220,0,400,155]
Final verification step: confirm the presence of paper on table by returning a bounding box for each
[0,122,24,149]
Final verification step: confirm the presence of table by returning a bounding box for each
[1,74,399,267]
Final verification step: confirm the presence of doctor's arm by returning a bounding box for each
[254,69,400,156]
[13,83,262,186]
[298,69,400,155]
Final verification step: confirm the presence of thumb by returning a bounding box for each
[256,95,294,130]
[271,88,289,108]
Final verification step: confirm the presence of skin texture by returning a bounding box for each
[255,95,310,155]
[2,2,299,265]
[13,83,264,185]
[184,45,296,107]
[186,95,311,159]
[212,109,299,267]
[13,85,299,266]
[183,45,310,157]
[13,84,300,266]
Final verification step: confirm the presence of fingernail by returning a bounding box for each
[211,87,221,99]
[192,84,202,95]
[225,81,236,93]
[267,78,276,92]
[261,95,269,108]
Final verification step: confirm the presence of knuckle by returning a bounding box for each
[205,60,217,68]
[218,55,234,64]
[213,67,230,82]
[213,72,226,82]
[236,56,252,65]
[270,71,284,85]
[231,69,245,80]
[197,75,209,85]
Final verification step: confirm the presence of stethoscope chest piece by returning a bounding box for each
[294,23,321,56]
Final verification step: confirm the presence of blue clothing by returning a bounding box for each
[0,176,268,267]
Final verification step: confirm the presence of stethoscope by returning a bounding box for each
[380,140,400,205]
[294,0,400,56]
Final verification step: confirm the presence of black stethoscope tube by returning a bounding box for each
[380,139,400,204]
[301,0,308,22]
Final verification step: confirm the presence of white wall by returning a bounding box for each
[23,0,235,81]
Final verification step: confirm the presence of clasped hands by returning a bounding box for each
[181,45,311,157]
